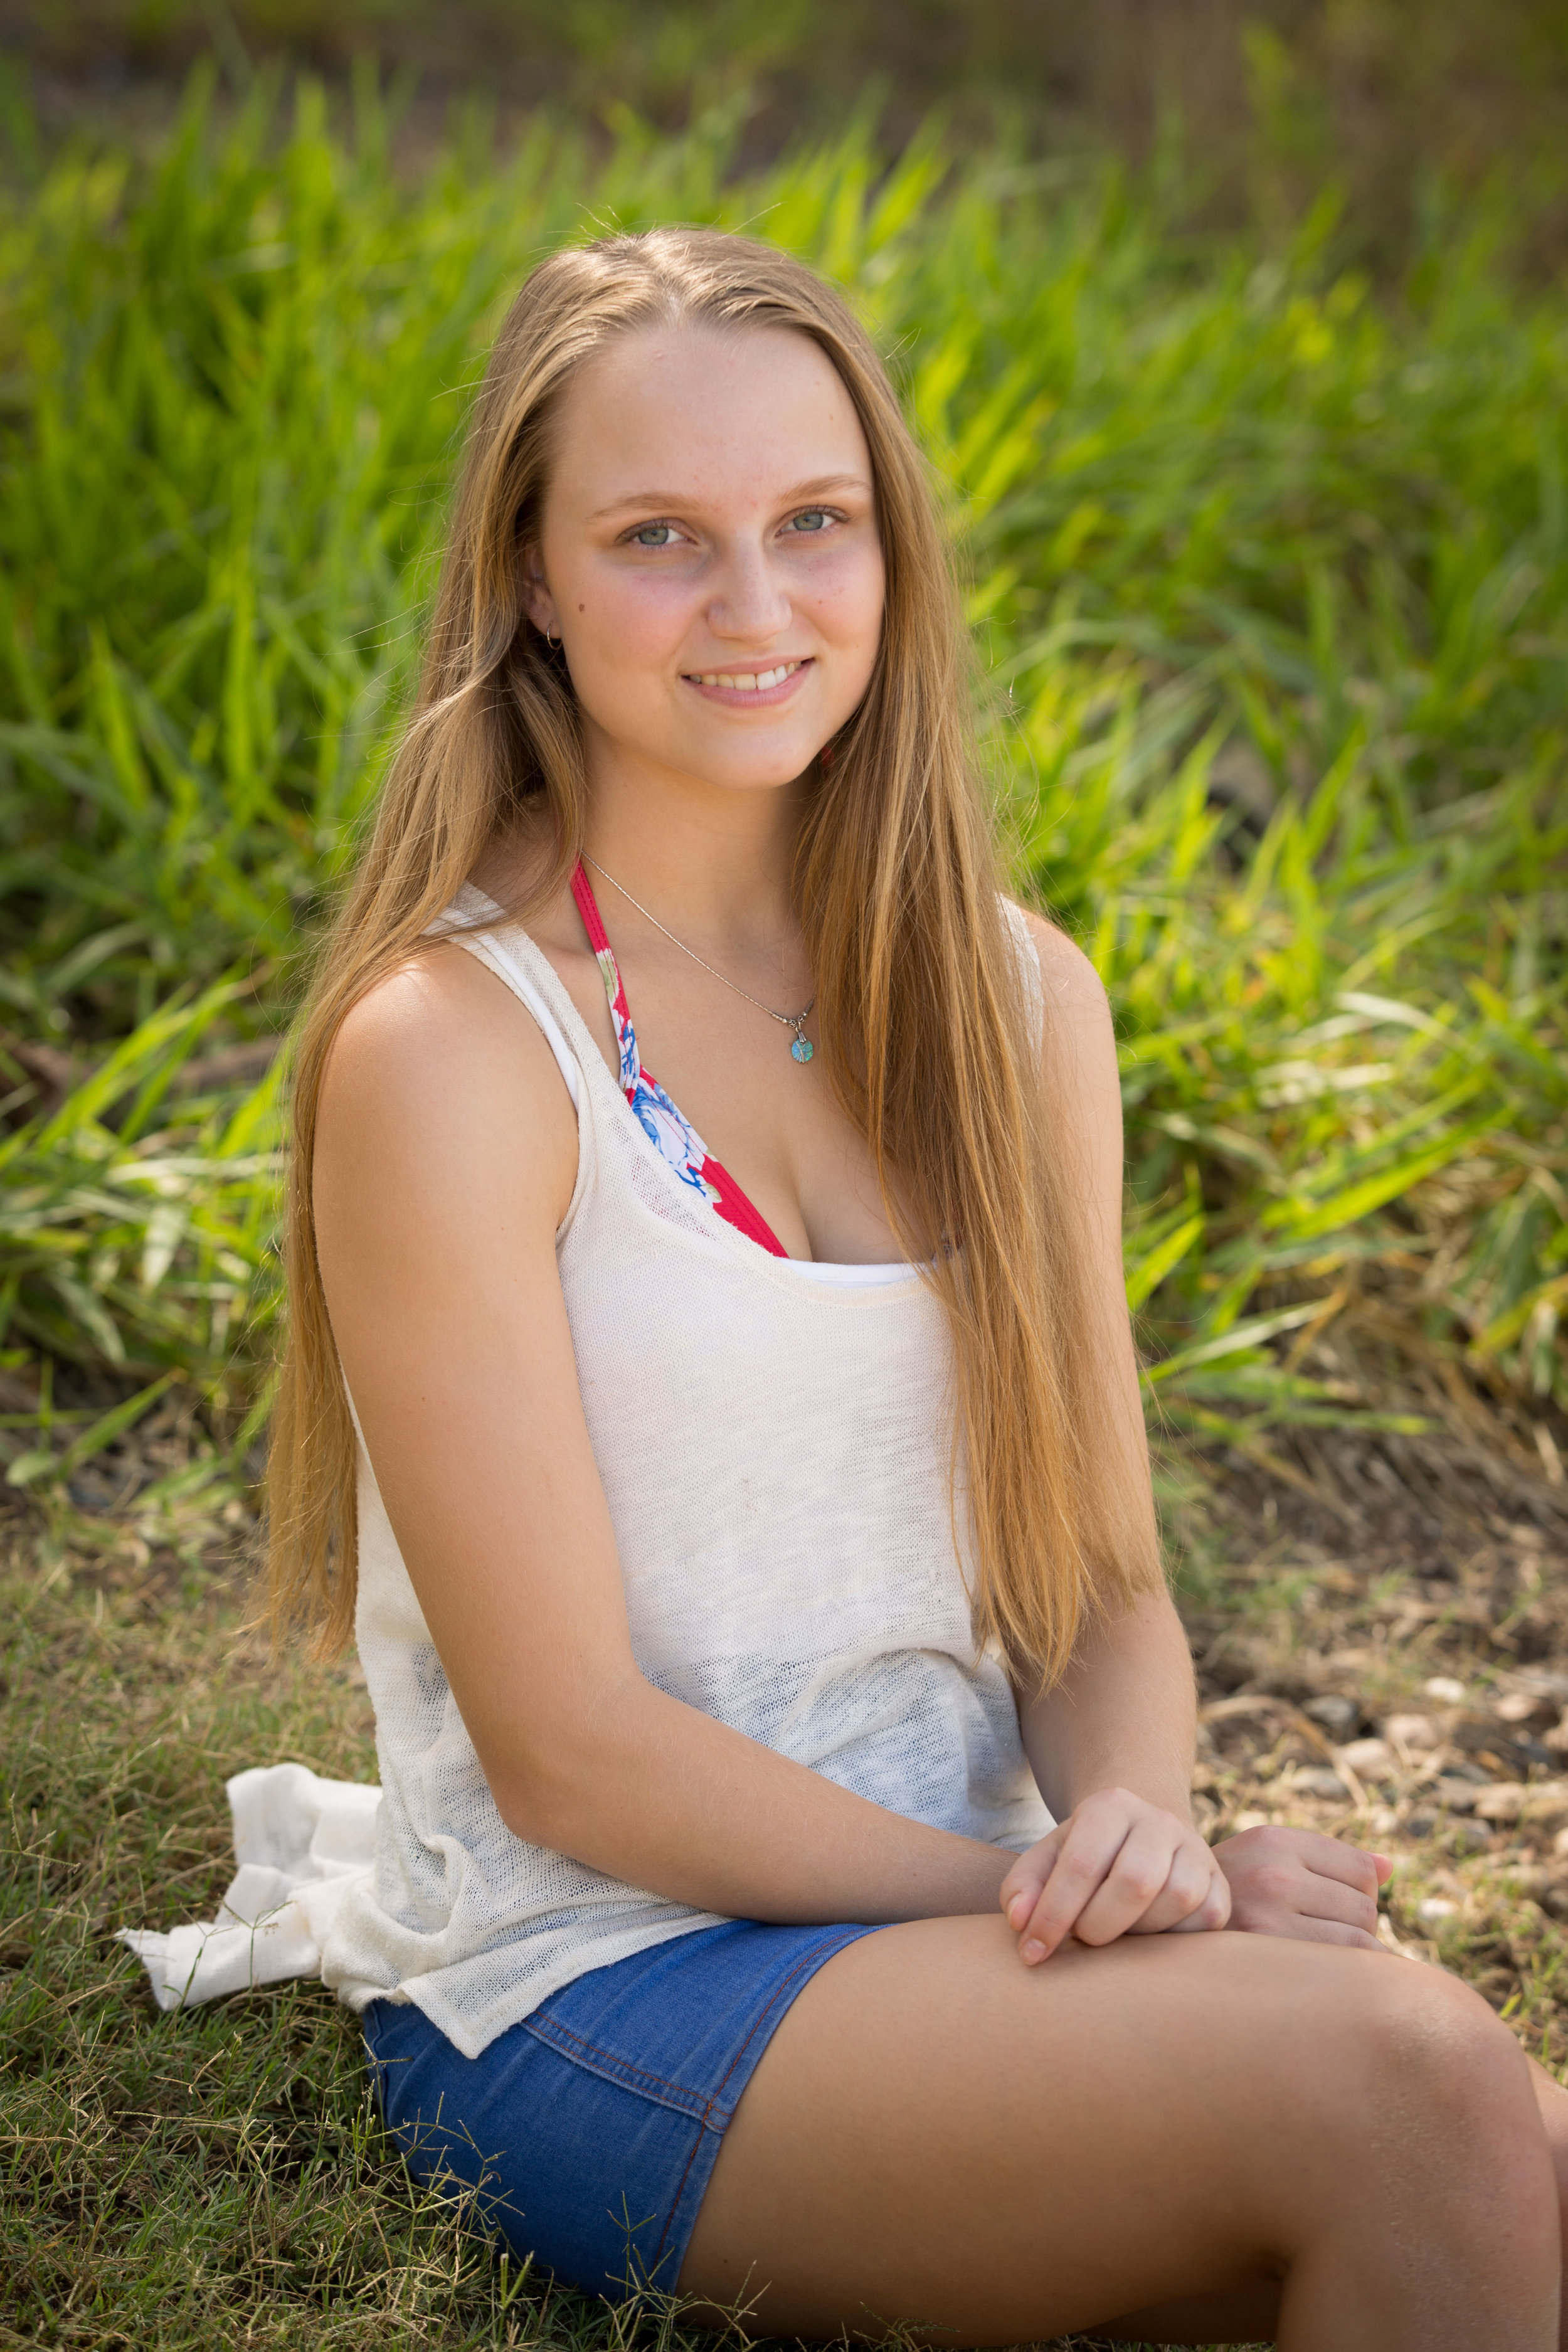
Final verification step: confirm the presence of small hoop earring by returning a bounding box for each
[544,624,560,649]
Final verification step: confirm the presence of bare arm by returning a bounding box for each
[997,913,1224,1957]
[315,946,1009,1927]
[995,920,1385,1959]
[1007,908,1197,1823]
[1019,1588,1198,1828]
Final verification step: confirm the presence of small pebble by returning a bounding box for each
[1446,1820,1493,1854]
[1424,1676,1466,1705]
[1416,1897,1458,1924]
[1384,1712,1440,1751]
[1285,1767,1352,1802]
[1338,1737,1395,1776]
[1305,1695,1359,1735]
[1495,1691,1552,1725]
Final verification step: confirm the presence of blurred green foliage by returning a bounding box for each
[0,75,1562,1513]
[10,1,1568,270]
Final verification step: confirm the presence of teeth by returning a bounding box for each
[694,661,802,691]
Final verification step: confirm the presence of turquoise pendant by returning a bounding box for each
[791,1034,813,1064]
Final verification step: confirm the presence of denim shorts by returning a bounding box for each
[363,1917,879,2302]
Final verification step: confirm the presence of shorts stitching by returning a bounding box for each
[709,1952,823,2109]
[521,2012,711,2114]
[522,1931,864,2123]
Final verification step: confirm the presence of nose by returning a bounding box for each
[706,537,792,645]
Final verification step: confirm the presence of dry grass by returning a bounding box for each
[4,1422,1567,2352]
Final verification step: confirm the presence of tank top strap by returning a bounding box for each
[433,886,582,1109]
[1000,897,1047,1052]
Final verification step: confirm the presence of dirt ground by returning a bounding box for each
[1173,1421,1568,2065]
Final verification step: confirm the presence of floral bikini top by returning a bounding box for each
[569,859,790,1261]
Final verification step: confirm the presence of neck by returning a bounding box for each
[578,724,810,964]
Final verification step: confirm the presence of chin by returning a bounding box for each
[697,755,824,794]
[652,734,825,793]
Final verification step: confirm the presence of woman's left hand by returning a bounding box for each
[999,1786,1231,1964]
[1212,1823,1392,1950]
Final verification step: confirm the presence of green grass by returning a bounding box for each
[0,1536,663,2352]
[1,67,1567,2351]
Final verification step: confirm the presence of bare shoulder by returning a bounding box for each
[324,938,550,1104]
[1007,901,1114,1051]
[316,938,578,1240]
[1008,902,1105,1005]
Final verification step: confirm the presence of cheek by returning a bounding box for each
[571,561,693,682]
[800,541,886,648]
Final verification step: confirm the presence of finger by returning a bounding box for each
[1071,1819,1188,1948]
[1295,1875,1380,1936]
[1291,1834,1384,1897]
[1256,1915,1387,1952]
[1217,1824,1380,1894]
[1017,1811,1133,1961]
[1167,1873,1232,1933]
[1000,1833,1062,1929]
[1133,1841,1227,1936]
[1226,1861,1379,1939]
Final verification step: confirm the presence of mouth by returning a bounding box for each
[681,657,812,705]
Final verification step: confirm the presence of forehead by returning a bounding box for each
[546,322,871,514]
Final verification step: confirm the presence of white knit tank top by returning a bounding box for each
[322,889,1051,2058]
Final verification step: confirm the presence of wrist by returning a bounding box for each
[1059,1775,1195,1828]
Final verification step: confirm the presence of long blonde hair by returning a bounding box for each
[267,226,1158,1680]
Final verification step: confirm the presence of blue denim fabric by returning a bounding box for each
[363,1917,879,2302]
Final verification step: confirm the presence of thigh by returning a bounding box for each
[677,1915,1477,2345]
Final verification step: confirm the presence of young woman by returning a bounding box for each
[272,228,1568,2348]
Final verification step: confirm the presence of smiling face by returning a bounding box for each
[523,322,886,798]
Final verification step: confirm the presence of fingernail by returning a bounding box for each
[1021,1939,1046,1964]
[1007,1896,1029,1929]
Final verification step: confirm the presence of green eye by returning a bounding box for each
[789,509,830,532]
[631,522,675,547]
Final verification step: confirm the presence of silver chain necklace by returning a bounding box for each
[583,854,815,1064]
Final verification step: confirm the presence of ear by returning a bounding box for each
[519,543,559,640]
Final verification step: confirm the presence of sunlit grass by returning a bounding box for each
[1,80,1563,1504]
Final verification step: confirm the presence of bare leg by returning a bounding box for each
[1109,2045,1568,2348]
[1083,2280,1281,2346]
[1528,2055,1568,2352]
[679,1917,1559,2349]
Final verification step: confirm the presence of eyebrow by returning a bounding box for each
[586,473,872,521]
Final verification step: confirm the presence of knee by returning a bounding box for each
[1273,1956,1537,2162]
[1364,1965,1533,2114]
[1350,1965,1554,2210]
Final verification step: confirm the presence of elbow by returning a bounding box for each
[494,1766,595,1853]
[485,1670,650,1855]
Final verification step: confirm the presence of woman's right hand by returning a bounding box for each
[1000,1785,1231,1964]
